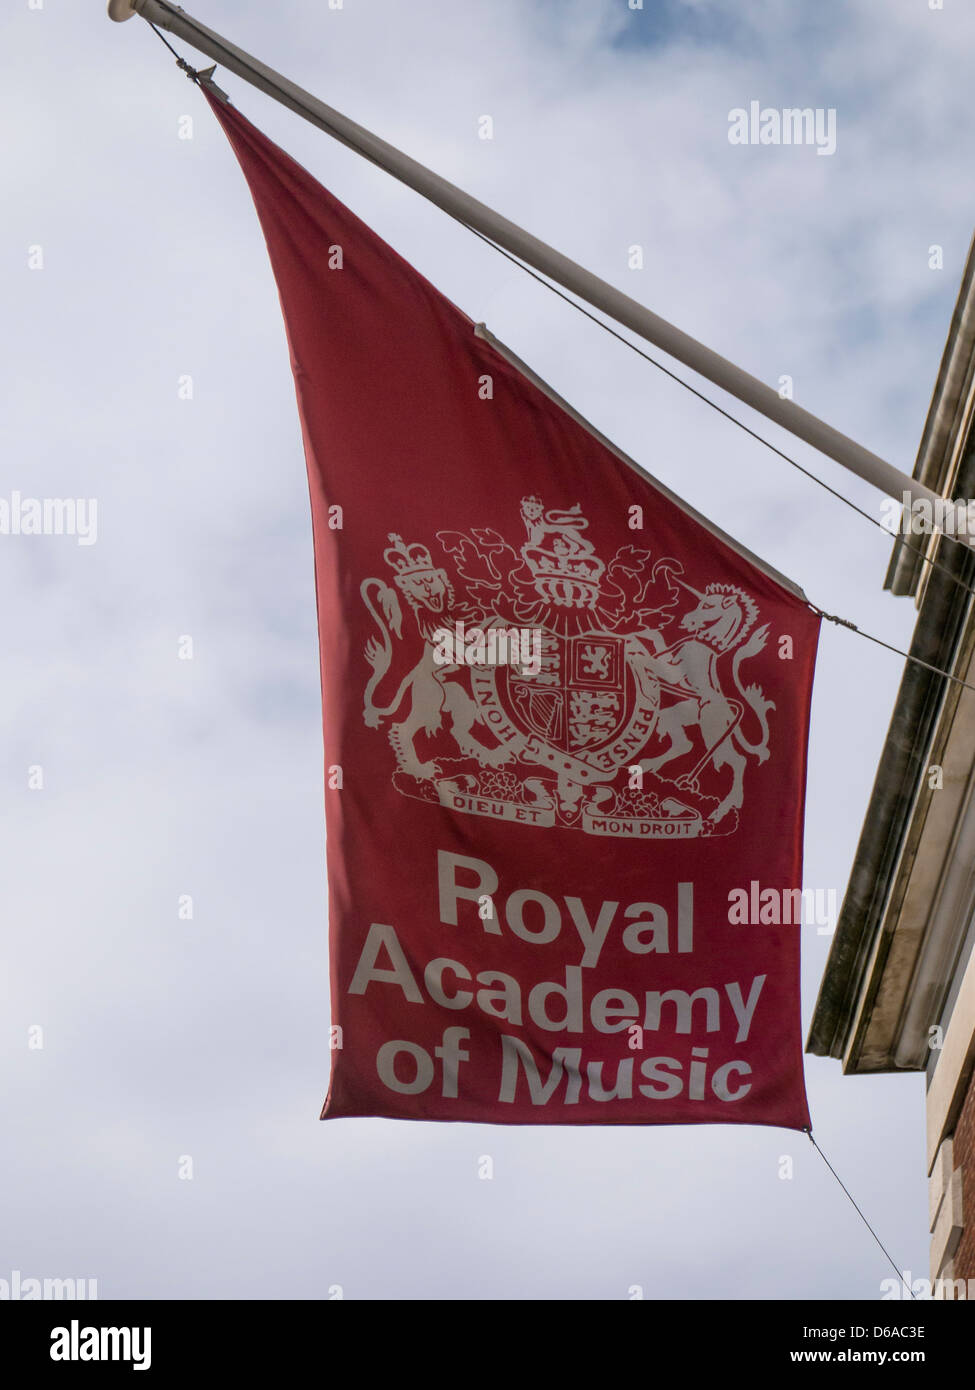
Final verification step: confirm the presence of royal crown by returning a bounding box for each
[383,533,435,578]
[520,500,605,609]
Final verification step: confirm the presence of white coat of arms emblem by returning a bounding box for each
[360,497,774,838]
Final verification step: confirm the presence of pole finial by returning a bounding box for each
[107,0,138,21]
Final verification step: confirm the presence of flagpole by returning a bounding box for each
[109,0,969,544]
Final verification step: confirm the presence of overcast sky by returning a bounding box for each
[2,0,973,1299]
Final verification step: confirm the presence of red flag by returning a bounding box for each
[206,91,818,1130]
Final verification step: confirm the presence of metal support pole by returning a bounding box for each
[108,0,972,545]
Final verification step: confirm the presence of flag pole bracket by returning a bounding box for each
[113,0,232,103]
[196,67,231,103]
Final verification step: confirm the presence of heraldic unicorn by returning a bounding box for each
[359,497,775,838]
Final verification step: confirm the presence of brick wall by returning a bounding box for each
[952,1065,975,1279]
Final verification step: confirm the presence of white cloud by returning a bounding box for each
[1,0,965,1298]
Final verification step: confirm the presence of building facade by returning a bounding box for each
[808,236,975,1295]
